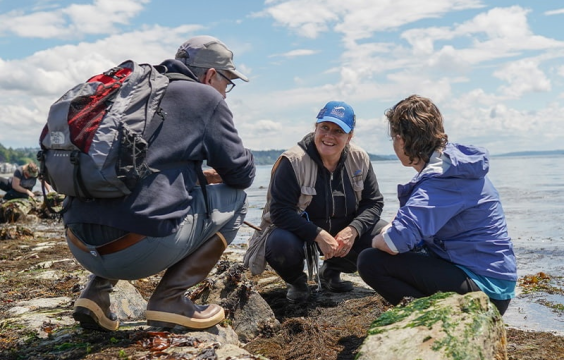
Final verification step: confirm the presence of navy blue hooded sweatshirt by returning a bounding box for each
[64,59,255,237]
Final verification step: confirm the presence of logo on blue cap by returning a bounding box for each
[316,101,356,133]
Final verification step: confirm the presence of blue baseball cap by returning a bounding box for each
[316,101,356,133]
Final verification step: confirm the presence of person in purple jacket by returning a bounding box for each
[357,94,517,315]
[64,36,255,331]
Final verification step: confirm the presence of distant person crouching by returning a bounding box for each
[0,162,52,201]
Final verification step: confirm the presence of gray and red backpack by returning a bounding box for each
[38,60,195,202]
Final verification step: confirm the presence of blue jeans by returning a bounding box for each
[67,184,247,280]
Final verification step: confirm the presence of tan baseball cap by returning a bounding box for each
[175,35,249,82]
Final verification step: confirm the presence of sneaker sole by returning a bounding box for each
[145,308,225,330]
[73,298,119,331]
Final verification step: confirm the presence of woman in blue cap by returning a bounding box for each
[245,101,387,303]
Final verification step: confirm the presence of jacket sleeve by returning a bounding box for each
[387,179,465,253]
[269,157,321,243]
[203,99,255,189]
[348,162,384,237]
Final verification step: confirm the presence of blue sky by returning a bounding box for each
[1,0,563,155]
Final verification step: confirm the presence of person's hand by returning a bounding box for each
[314,230,339,259]
[203,169,223,184]
[334,226,358,257]
[372,224,398,255]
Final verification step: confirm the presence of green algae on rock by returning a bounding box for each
[357,292,507,360]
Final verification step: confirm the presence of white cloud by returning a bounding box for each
[1,0,564,155]
[402,6,564,67]
[433,92,564,154]
[254,1,337,39]
[545,8,564,16]
[0,24,203,147]
[248,119,282,134]
[257,0,484,42]
[0,0,149,39]
[270,49,319,58]
[245,1,564,154]
[455,6,531,39]
[63,0,149,35]
[494,59,551,98]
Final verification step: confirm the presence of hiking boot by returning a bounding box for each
[319,263,353,293]
[145,233,227,330]
[73,275,119,331]
[286,273,310,303]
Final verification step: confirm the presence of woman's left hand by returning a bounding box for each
[334,226,358,257]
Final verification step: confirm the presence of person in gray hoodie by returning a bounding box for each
[357,94,517,315]
[64,36,255,331]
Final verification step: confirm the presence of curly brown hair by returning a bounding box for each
[385,95,448,165]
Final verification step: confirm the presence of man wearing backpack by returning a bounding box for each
[63,35,255,331]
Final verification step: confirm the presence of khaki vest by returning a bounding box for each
[243,143,371,275]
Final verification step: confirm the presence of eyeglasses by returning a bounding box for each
[216,71,235,93]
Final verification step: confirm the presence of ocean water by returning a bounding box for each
[237,154,564,334]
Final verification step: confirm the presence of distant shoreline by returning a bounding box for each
[251,148,564,165]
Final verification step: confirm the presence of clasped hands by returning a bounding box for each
[315,226,358,260]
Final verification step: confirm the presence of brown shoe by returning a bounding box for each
[73,275,119,331]
[146,233,227,329]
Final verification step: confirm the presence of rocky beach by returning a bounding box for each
[1,199,563,359]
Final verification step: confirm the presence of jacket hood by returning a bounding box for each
[159,59,199,82]
[441,142,489,180]
[398,142,490,203]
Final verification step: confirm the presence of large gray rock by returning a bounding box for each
[357,292,507,360]
[109,279,147,321]
[190,261,281,343]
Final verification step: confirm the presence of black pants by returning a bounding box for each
[357,248,511,315]
[0,177,30,201]
[0,177,10,192]
[265,219,388,284]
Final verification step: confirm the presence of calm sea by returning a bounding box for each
[237,154,564,334]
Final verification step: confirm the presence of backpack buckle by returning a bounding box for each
[70,150,80,165]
